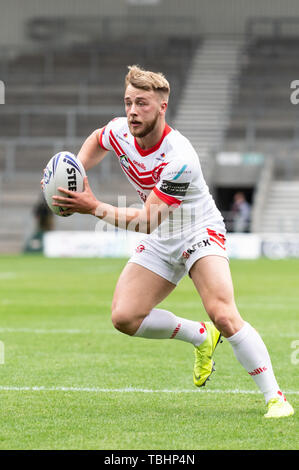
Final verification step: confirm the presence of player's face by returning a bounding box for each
[124,84,167,138]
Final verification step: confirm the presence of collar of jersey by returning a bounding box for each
[134,123,172,157]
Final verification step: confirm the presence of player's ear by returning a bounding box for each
[160,100,168,114]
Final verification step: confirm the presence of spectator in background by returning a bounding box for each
[231,192,251,233]
[33,198,54,232]
[24,198,54,253]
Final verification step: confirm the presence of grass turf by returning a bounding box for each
[0,255,298,450]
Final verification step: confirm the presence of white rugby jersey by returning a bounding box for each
[97,117,224,239]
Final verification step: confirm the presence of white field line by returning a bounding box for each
[0,272,17,279]
[0,327,93,334]
[0,386,298,395]
[0,327,297,338]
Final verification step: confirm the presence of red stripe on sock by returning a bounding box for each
[248,366,268,376]
[170,323,181,339]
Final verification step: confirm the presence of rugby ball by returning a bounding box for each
[43,151,86,217]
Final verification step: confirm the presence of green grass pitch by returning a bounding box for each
[0,255,298,450]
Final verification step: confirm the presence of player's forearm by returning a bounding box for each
[77,130,107,171]
[95,202,152,233]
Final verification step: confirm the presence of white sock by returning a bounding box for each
[134,308,207,347]
[227,322,284,403]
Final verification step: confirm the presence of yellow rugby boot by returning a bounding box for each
[193,321,222,387]
[264,398,294,418]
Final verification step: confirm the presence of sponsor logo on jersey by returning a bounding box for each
[171,164,188,180]
[133,160,146,171]
[159,180,190,196]
[155,152,166,162]
[119,154,130,170]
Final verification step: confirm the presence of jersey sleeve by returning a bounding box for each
[96,118,122,152]
[153,159,193,206]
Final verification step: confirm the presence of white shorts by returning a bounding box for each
[128,225,229,285]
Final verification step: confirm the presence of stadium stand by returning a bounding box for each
[3,14,299,251]
[226,36,299,150]
[224,28,299,233]
[174,37,243,183]
[0,21,200,252]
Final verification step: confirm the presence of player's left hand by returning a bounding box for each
[52,176,99,216]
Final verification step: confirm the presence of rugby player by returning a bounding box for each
[51,65,294,418]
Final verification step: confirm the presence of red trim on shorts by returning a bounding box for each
[207,228,226,251]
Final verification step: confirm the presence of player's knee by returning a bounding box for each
[111,307,131,333]
[111,305,142,336]
[205,295,227,317]
[213,314,233,334]
[205,297,236,332]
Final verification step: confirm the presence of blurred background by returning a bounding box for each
[0,0,299,258]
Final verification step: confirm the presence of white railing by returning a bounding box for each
[0,137,113,178]
[250,157,274,233]
[0,105,123,138]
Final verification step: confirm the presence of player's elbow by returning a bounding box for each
[128,208,162,234]
[132,220,152,234]
[129,213,156,234]
[144,218,159,234]
[143,210,164,234]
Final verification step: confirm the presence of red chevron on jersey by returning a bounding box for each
[99,117,225,237]
[110,130,167,178]
[109,129,168,189]
[127,161,168,188]
[109,130,123,156]
[122,166,156,190]
[129,159,168,183]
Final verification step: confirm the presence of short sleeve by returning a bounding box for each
[96,118,122,152]
[97,126,110,151]
[153,160,193,206]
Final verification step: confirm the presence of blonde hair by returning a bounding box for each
[125,65,170,99]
